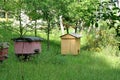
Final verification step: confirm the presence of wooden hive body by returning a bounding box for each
[61,33,81,55]
[14,41,41,54]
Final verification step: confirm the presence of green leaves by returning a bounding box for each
[59,0,99,27]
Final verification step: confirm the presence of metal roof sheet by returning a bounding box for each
[60,33,82,38]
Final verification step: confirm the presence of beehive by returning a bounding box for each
[12,37,43,55]
[0,42,9,62]
[60,33,81,55]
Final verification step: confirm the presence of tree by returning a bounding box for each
[39,0,57,50]
[26,0,57,50]
[97,1,120,36]
[25,0,42,37]
[2,0,29,37]
[56,0,99,33]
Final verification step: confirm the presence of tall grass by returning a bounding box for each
[0,26,120,80]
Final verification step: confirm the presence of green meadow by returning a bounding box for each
[0,27,120,80]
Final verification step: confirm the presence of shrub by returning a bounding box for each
[84,28,118,53]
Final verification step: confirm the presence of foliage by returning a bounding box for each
[84,29,117,52]
[56,0,99,28]
[96,1,120,37]
[68,0,99,25]
[81,0,119,53]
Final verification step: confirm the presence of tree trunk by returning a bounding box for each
[19,13,23,37]
[59,15,64,35]
[115,0,120,8]
[75,27,77,33]
[35,20,37,37]
[79,21,84,34]
[66,27,69,34]
[47,20,50,50]
[5,12,8,22]
[75,21,79,33]
[118,0,120,8]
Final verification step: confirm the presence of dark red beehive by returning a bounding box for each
[12,37,43,56]
[0,42,9,62]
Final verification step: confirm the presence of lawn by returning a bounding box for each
[0,27,120,80]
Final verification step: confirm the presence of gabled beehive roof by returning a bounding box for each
[60,33,82,39]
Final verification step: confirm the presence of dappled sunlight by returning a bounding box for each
[79,50,120,70]
[103,55,120,69]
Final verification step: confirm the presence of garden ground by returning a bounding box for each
[0,27,120,80]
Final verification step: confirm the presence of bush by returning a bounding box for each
[84,28,118,53]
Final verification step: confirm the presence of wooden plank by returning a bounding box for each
[61,39,71,54]
[61,35,80,55]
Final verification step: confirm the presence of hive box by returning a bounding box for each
[60,33,81,55]
[12,37,43,56]
[0,42,9,62]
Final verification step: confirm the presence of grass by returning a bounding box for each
[0,26,120,80]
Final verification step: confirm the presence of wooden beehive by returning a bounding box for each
[0,48,8,61]
[60,33,81,55]
[14,41,41,55]
[12,37,43,55]
[0,42,9,62]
